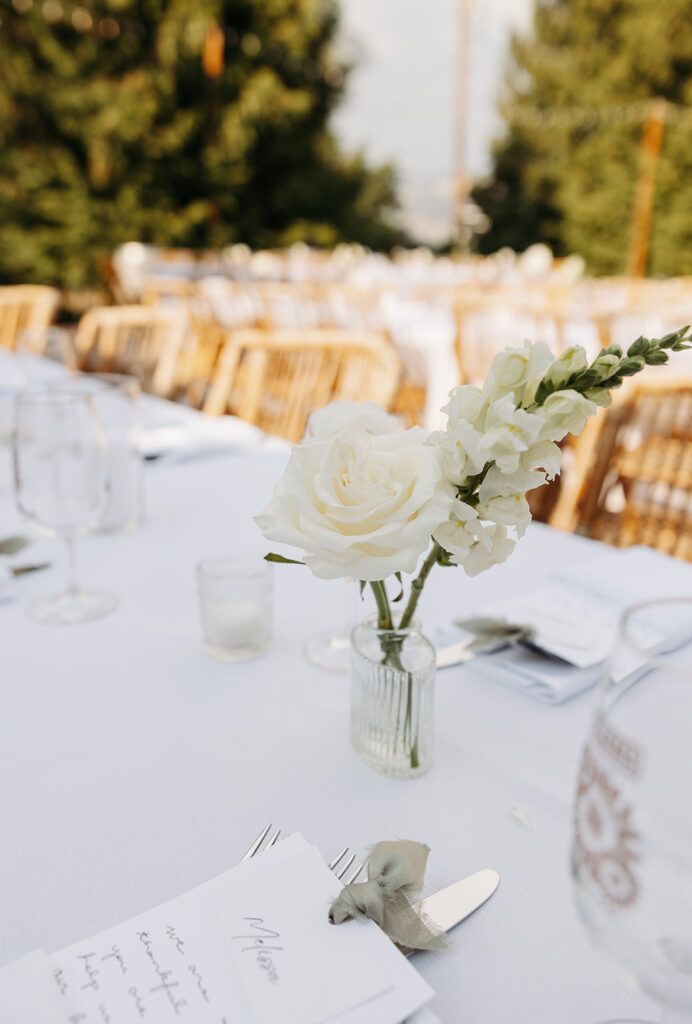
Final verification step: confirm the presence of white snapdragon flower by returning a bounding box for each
[477,466,544,539]
[484,393,544,473]
[540,345,588,391]
[255,418,454,581]
[482,341,555,404]
[479,494,532,537]
[432,499,481,562]
[306,400,399,441]
[462,524,516,577]
[520,440,562,480]
[431,420,490,484]
[538,390,596,443]
[441,385,485,427]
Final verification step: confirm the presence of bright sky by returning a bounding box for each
[332,0,534,243]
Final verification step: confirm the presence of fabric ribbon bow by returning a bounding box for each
[328,840,447,951]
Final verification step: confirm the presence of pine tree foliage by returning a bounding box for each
[472,0,692,276]
[0,0,402,287]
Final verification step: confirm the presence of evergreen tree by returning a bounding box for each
[472,0,692,276]
[0,0,402,287]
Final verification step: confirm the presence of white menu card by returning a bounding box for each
[1,833,432,1024]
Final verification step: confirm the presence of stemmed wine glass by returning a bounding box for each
[13,388,119,624]
[571,597,692,1024]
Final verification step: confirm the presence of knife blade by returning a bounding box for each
[436,637,511,668]
[418,868,499,933]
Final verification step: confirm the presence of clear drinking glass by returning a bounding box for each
[571,598,692,1023]
[13,389,119,624]
[50,374,144,532]
[197,554,273,661]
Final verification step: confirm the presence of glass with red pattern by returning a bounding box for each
[571,597,692,1024]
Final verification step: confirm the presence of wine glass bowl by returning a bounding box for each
[571,598,692,1021]
[13,388,119,624]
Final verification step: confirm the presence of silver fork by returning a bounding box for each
[240,824,365,884]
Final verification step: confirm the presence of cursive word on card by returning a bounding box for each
[231,918,283,986]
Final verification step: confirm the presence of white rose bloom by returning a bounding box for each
[306,400,399,441]
[541,345,588,390]
[484,393,544,473]
[521,440,562,480]
[462,525,516,577]
[442,385,485,427]
[255,424,454,581]
[538,389,596,442]
[431,419,490,484]
[482,342,555,403]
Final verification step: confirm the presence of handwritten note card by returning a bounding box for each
[40,833,432,1024]
[51,883,247,1023]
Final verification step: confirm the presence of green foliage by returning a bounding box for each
[0,0,402,287]
[471,0,692,275]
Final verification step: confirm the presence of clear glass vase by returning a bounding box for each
[350,615,436,779]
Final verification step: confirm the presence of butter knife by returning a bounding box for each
[419,868,500,933]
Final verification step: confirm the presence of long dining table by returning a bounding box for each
[0,363,671,1023]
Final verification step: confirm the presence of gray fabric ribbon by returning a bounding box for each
[328,840,447,951]
[454,616,537,654]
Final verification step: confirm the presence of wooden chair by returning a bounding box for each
[549,377,692,561]
[0,285,60,350]
[75,305,189,398]
[203,328,402,442]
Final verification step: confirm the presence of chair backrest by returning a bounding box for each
[203,328,402,441]
[0,285,60,350]
[549,376,692,561]
[75,305,188,398]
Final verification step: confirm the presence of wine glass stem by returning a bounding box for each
[64,535,79,595]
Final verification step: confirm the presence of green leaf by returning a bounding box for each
[392,570,404,603]
[359,580,367,600]
[264,553,305,565]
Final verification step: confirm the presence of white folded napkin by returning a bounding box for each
[0,565,17,604]
[465,546,692,704]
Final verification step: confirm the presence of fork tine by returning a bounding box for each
[240,824,272,862]
[335,852,356,880]
[345,862,365,885]
[266,829,281,849]
[328,846,349,870]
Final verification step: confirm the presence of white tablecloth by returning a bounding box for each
[0,437,671,1021]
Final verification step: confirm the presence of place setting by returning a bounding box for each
[4,1,692,1018]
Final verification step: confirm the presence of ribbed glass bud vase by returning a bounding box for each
[350,615,436,779]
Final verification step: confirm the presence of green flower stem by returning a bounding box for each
[399,541,442,630]
[369,580,393,630]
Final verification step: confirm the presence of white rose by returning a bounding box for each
[482,342,555,403]
[255,424,454,581]
[306,400,399,441]
[431,419,490,485]
[538,390,596,442]
[541,345,588,391]
[484,393,544,473]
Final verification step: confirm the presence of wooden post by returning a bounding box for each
[626,97,666,278]
[452,0,472,244]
